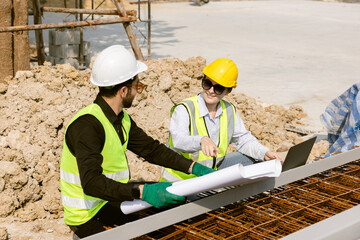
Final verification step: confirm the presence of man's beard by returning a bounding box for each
[122,91,135,108]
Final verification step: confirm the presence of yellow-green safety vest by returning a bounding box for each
[60,103,131,226]
[161,95,236,182]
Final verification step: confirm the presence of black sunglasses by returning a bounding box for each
[202,77,227,95]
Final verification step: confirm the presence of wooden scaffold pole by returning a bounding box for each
[32,0,46,65]
[114,0,144,61]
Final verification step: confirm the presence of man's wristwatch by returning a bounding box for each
[131,184,141,199]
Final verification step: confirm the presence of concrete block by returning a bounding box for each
[84,41,91,56]
[49,41,90,58]
[85,54,91,67]
[54,57,79,69]
[46,56,55,65]
[49,29,80,45]
[77,55,91,68]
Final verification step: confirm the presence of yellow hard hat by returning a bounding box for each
[203,58,238,88]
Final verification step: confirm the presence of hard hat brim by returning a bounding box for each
[90,60,148,87]
[137,61,148,75]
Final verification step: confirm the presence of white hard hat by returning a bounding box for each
[90,45,148,87]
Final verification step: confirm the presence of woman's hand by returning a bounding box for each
[264,151,284,162]
[200,136,221,157]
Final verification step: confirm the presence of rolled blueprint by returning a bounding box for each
[121,159,282,214]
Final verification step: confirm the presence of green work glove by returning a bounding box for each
[141,182,185,208]
[192,162,216,177]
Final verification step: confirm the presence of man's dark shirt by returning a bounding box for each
[65,94,193,202]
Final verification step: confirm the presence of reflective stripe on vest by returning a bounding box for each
[61,195,101,209]
[163,95,236,182]
[60,103,131,225]
[60,169,130,186]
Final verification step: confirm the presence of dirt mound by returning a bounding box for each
[0,57,328,239]
[0,63,94,239]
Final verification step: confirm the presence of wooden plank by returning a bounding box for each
[32,0,45,65]
[0,17,137,32]
[0,0,13,81]
[41,7,136,16]
[13,0,30,72]
[114,0,144,60]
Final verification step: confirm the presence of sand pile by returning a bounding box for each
[0,56,328,239]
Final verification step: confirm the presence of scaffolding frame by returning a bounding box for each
[0,0,151,66]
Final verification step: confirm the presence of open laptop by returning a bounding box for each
[281,136,317,172]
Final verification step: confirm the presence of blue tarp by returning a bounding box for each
[320,83,360,158]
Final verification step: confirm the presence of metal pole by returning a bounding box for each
[79,0,84,68]
[147,0,151,59]
[137,0,151,60]
[91,0,94,20]
[75,0,78,21]
[84,0,107,21]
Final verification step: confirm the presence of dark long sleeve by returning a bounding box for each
[127,117,193,172]
[65,95,193,202]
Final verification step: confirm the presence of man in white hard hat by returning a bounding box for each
[60,45,215,238]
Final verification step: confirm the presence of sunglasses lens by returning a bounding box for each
[137,82,145,94]
[202,79,212,90]
[202,77,227,95]
[214,85,225,95]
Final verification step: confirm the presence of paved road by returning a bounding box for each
[30,0,360,129]
[148,1,360,130]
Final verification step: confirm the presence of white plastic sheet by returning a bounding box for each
[120,159,282,214]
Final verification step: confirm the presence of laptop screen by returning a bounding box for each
[281,136,317,172]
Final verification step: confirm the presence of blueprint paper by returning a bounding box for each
[121,159,282,214]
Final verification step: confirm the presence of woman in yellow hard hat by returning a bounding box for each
[161,58,283,183]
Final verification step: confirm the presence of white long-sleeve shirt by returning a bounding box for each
[169,93,269,160]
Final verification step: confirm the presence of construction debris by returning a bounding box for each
[0,227,7,240]
[284,123,321,135]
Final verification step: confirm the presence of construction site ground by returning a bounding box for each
[0,0,359,239]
